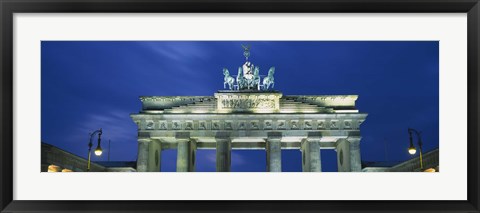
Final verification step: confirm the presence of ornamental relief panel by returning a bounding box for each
[198,121,207,130]
[304,120,313,130]
[172,121,182,130]
[344,120,352,129]
[215,92,281,113]
[317,120,325,129]
[264,120,273,130]
[159,121,168,130]
[212,120,221,130]
[290,120,300,130]
[329,120,338,129]
[225,121,233,130]
[137,118,360,131]
[249,120,260,130]
[277,120,287,130]
[145,120,155,130]
[185,121,194,130]
[237,121,246,130]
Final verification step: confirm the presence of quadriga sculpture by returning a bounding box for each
[223,68,235,90]
[262,67,275,90]
[253,66,261,90]
[236,66,245,90]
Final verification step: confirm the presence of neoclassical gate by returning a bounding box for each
[130,46,367,172]
[130,91,367,172]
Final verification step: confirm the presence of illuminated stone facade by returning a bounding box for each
[41,143,136,172]
[130,91,368,172]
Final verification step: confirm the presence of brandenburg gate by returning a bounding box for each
[130,46,368,172]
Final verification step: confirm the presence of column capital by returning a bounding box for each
[335,138,361,148]
[347,137,362,144]
[215,132,231,140]
[306,132,322,142]
[267,132,282,141]
[175,132,190,139]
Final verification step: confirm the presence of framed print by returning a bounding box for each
[1,0,479,212]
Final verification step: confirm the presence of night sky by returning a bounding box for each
[41,41,439,172]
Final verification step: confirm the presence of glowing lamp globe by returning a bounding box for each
[408,147,417,155]
[94,147,103,156]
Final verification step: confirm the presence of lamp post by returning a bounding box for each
[87,128,103,172]
[108,139,111,161]
[407,128,423,170]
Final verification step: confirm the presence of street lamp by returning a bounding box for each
[408,128,423,170]
[87,128,103,172]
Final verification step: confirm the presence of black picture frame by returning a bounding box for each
[1,0,479,212]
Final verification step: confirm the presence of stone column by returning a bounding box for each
[301,133,322,172]
[215,132,231,172]
[136,139,150,172]
[336,138,362,172]
[176,132,196,172]
[349,139,362,172]
[148,140,161,172]
[266,132,282,172]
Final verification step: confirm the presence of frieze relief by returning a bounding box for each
[199,121,207,130]
[212,121,221,130]
[277,120,287,130]
[238,121,246,130]
[250,120,260,130]
[135,118,364,131]
[221,98,275,110]
[172,121,182,130]
[215,92,281,113]
[185,121,194,130]
[344,120,352,129]
[329,120,338,129]
[317,120,325,129]
[225,121,233,130]
[290,120,300,130]
[304,120,312,130]
[264,120,273,130]
[159,121,168,130]
[145,120,155,130]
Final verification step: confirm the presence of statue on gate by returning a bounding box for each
[262,67,275,90]
[223,68,235,90]
[221,45,277,91]
[236,66,245,90]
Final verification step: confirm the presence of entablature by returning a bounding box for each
[131,113,367,132]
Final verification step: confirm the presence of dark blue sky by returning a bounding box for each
[41,41,439,172]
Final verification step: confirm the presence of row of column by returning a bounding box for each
[137,133,361,172]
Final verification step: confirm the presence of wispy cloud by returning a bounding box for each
[77,109,136,144]
[139,42,211,62]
